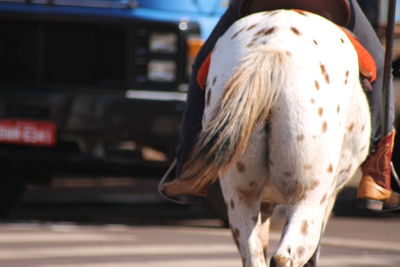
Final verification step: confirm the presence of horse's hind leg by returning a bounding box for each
[270,183,335,267]
[220,167,269,267]
[219,130,271,267]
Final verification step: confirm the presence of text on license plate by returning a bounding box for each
[0,119,57,146]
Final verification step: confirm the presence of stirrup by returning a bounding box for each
[158,159,184,204]
[158,160,205,205]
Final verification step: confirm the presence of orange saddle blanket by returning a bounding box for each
[197,27,376,90]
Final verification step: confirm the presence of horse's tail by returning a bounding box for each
[180,46,292,189]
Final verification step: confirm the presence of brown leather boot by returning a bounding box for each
[357,130,400,211]
[158,159,208,205]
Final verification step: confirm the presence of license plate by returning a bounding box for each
[0,119,57,147]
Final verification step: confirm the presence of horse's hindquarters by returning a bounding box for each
[205,9,371,267]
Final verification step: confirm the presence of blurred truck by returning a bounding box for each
[0,0,229,213]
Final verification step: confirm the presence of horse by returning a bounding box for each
[179,9,371,267]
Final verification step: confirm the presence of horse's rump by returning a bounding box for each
[181,10,370,195]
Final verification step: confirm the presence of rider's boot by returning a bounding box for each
[357,130,400,211]
[158,158,208,205]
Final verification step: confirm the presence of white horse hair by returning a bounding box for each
[180,9,371,267]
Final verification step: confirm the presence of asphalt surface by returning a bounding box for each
[1,178,400,267]
[1,216,400,267]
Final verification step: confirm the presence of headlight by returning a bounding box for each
[149,33,177,53]
[148,60,176,82]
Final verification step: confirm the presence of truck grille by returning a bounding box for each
[0,20,127,89]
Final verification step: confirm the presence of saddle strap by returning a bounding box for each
[239,0,351,27]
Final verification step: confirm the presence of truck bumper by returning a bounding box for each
[0,89,186,172]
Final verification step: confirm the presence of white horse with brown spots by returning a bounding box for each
[179,10,371,267]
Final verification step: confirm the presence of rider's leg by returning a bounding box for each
[159,0,241,201]
[348,0,400,211]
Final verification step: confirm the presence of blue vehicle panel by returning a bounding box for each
[0,0,226,38]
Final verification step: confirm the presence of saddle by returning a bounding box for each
[239,0,351,27]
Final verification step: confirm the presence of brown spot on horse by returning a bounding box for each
[271,255,290,266]
[297,246,305,257]
[304,164,312,170]
[264,27,276,35]
[246,24,257,31]
[322,121,328,133]
[230,199,235,210]
[231,28,245,40]
[236,161,246,173]
[309,179,320,190]
[327,163,333,173]
[236,187,258,207]
[315,80,320,90]
[320,63,330,84]
[301,220,309,236]
[318,107,324,117]
[295,10,308,16]
[348,123,355,132]
[206,89,211,107]
[249,181,258,187]
[291,27,301,36]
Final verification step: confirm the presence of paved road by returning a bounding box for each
[0,177,399,267]
[1,215,400,267]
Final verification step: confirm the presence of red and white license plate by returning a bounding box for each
[0,119,57,147]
